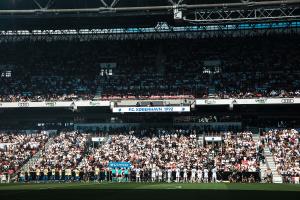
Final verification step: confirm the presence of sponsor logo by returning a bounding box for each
[18,102,29,107]
[205,99,216,104]
[281,99,294,104]
[109,162,131,168]
[255,99,267,104]
[45,102,56,107]
[89,101,101,106]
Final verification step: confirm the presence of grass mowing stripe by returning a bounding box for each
[0,182,299,191]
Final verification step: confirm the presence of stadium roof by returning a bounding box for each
[0,0,299,30]
[0,1,287,9]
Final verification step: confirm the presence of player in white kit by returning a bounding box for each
[191,168,196,183]
[167,168,172,183]
[158,169,162,182]
[197,168,203,183]
[204,168,209,183]
[212,167,217,183]
[183,168,188,182]
[135,168,141,182]
[175,168,180,182]
[151,168,156,182]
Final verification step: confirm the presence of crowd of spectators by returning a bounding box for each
[263,129,300,183]
[0,41,99,102]
[78,130,260,182]
[217,131,259,173]
[0,34,300,101]
[29,131,88,180]
[0,132,48,181]
[1,128,299,183]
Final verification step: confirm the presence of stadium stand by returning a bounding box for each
[1,2,300,200]
[263,129,300,183]
[0,132,49,182]
[1,35,300,102]
[0,129,269,183]
[25,131,88,181]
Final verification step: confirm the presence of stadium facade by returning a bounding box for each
[0,0,300,188]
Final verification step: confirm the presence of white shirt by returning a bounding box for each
[191,169,196,177]
[204,169,209,177]
[212,168,217,175]
[176,168,180,177]
[197,170,202,177]
[136,168,140,177]
[152,169,156,177]
[183,169,187,177]
[167,169,172,177]
[158,170,162,177]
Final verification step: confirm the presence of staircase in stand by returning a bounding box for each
[252,134,267,181]
[20,138,55,172]
[252,134,260,143]
[93,80,105,100]
[208,86,216,98]
[78,135,109,168]
[198,135,204,147]
[264,148,283,183]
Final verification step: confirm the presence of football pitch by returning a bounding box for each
[0,182,299,200]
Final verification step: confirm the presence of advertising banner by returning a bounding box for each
[112,106,190,113]
[108,162,131,169]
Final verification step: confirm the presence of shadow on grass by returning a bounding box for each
[0,189,299,200]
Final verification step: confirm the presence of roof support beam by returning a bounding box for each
[0,0,299,15]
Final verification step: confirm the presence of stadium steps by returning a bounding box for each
[252,134,268,181]
[94,76,106,100]
[93,85,103,100]
[264,148,283,183]
[78,135,109,168]
[252,134,260,143]
[260,162,268,181]
[208,86,216,98]
[20,138,55,173]
[198,135,204,147]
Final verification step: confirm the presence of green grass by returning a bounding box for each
[0,182,299,191]
[0,182,299,200]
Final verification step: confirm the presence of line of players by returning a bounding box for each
[135,167,218,183]
[13,167,218,183]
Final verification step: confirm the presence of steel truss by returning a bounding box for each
[0,21,299,42]
[0,0,299,16]
[185,5,300,24]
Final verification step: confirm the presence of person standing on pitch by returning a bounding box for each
[135,168,141,182]
[36,167,40,183]
[59,168,62,182]
[167,168,172,183]
[175,167,180,182]
[95,166,100,182]
[51,168,55,181]
[118,168,123,182]
[191,167,196,183]
[151,167,156,182]
[75,168,80,182]
[111,168,116,182]
[197,168,203,183]
[124,168,129,182]
[212,166,217,183]
[158,168,162,182]
[183,168,188,183]
[204,168,209,183]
